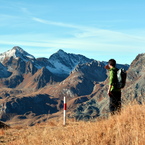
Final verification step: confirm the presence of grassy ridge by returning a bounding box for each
[1,104,145,145]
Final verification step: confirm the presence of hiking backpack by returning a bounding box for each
[116,68,127,89]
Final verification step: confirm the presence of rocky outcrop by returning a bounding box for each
[72,60,107,82]
[127,53,145,82]
[4,74,24,88]
[0,94,59,122]
[61,61,107,97]
[33,67,53,89]
[122,53,145,103]
[72,81,109,120]
[0,63,11,78]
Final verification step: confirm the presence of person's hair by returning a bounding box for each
[108,59,116,67]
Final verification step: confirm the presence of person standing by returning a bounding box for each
[105,59,121,115]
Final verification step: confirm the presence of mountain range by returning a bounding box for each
[1,46,143,125]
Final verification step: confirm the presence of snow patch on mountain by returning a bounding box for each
[46,61,71,75]
[0,46,35,63]
[45,49,94,75]
[0,47,130,78]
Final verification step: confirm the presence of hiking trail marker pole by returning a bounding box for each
[63,96,67,126]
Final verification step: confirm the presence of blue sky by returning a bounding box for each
[0,0,145,64]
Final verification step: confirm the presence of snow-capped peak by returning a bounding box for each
[12,46,25,53]
[50,49,67,59]
[45,49,94,75]
[0,46,35,63]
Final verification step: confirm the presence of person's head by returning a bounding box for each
[108,59,116,68]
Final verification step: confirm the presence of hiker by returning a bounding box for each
[105,59,121,115]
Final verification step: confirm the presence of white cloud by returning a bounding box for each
[0,14,19,20]
[0,17,145,63]
[33,17,80,29]
[32,17,145,43]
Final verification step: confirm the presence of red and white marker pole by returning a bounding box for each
[63,96,67,126]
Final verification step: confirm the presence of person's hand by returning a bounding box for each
[104,65,110,70]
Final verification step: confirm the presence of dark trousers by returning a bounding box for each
[109,91,121,115]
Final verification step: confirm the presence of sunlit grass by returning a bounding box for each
[1,103,145,145]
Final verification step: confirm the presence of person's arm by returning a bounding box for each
[107,84,112,95]
[108,70,114,95]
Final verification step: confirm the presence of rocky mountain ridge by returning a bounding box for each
[73,53,145,120]
[0,46,130,125]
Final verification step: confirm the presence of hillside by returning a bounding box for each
[0,46,129,125]
[0,103,145,145]
[73,53,145,120]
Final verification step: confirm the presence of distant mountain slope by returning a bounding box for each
[122,53,145,103]
[37,49,94,76]
[0,46,130,124]
[0,63,11,78]
[0,46,129,89]
[0,93,59,122]
[72,53,145,120]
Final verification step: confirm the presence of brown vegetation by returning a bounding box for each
[0,103,145,145]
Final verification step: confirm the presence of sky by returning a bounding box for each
[0,0,145,64]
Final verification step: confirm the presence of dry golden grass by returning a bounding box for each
[0,104,145,145]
